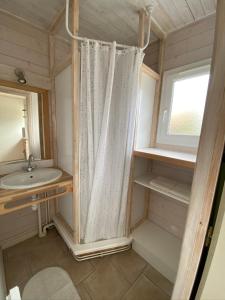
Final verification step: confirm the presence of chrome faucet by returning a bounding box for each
[27,154,34,172]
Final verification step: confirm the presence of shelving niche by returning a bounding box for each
[134,174,191,205]
[130,157,193,283]
[132,220,182,283]
[129,64,195,285]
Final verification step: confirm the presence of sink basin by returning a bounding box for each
[0,168,63,190]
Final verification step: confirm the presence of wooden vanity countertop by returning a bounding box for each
[0,170,73,202]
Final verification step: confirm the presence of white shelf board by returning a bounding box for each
[134,147,196,169]
[132,220,182,283]
[134,175,191,205]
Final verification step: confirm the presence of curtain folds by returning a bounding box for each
[80,41,144,243]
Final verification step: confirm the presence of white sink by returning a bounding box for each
[0,168,62,190]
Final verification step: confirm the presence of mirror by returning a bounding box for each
[0,83,51,164]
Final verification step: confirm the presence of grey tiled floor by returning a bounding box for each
[3,229,173,299]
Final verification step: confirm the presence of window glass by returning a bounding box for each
[168,73,209,136]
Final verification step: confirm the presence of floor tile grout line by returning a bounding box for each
[64,247,98,286]
[108,259,132,286]
[108,260,133,299]
[110,254,147,286]
[81,258,133,300]
[4,251,33,293]
[77,281,94,300]
[143,265,173,296]
[142,273,172,298]
[120,265,149,299]
[121,271,170,300]
[74,265,97,286]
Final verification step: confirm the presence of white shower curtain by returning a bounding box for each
[80,40,144,243]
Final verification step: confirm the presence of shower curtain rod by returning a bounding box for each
[65,0,153,51]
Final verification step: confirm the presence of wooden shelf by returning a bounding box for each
[134,175,191,205]
[132,220,181,283]
[133,148,196,169]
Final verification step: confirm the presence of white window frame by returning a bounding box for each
[156,60,211,149]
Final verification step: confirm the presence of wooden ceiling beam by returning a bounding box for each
[48,6,66,34]
[151,17,167,40]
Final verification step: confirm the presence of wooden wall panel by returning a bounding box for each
[0,24,48,55]
[0,208,38,248]
[130,157,151,228]
[144,40,160,73]
[54,38,71,72]
[0,11,53,248]
[0,11,50,89]
[165,14,216,46]
[148,191,188,239]
[0,6,72,249]
[147,161,193,239]
[164,14,216,70]
[152,161,194,184]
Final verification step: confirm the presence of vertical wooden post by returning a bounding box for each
[48,34,58,216]
[126,10,149,235]
[172,1,225,298]
[140,8,151,218]
[72,0,80,244]
[48,34,57,164]
[149,38,165,147]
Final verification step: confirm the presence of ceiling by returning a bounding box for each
[0,0,217,44]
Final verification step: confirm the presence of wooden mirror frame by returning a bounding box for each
[0,79,52,161]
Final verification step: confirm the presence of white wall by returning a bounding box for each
[197,184,225,300]
[55,65,73,230]
[135,68,156,149]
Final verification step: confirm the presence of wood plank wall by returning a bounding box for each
[144,40,160,73]
[54,38,71,72]
[148,161,194,239]
[0,208,38,249]
[164,14,216,71]
[144,14,216,74]
[0,11,50,89]
[0,12,70,248]
[0,11,51,247]
[0,11,50,247]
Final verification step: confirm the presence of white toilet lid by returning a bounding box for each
[22,267,81,300]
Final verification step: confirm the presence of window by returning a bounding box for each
[157,62,210,149]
